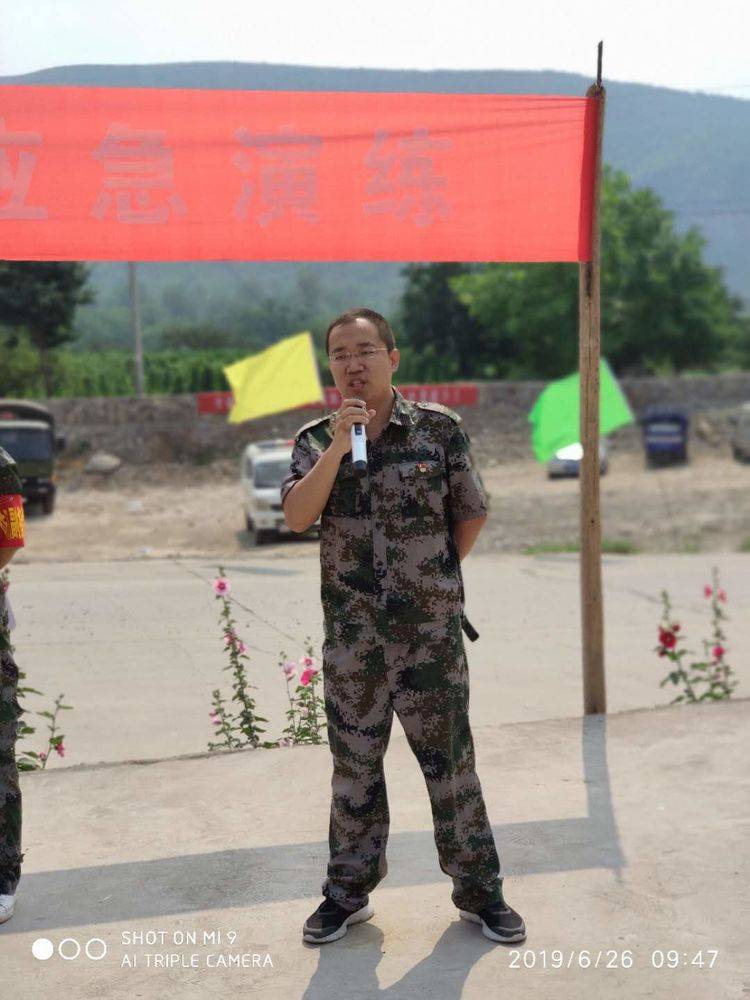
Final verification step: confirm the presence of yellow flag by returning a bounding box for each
[223,331,324,423]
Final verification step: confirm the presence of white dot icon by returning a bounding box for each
[32,938,54,960]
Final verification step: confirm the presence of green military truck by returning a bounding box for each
[0,399,66,514]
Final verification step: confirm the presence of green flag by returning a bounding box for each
[527,357,635,463]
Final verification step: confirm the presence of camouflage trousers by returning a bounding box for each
[0,648,23,895]
[320,610,503,913]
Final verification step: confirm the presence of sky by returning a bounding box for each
[2,0,748,100]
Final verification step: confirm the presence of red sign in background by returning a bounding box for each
[196,383,478,415]
[0,85,598,262]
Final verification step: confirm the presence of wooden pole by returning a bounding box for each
[128,261,145,398]
[579,42,607,714]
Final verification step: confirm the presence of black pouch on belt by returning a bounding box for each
[461,612,479,642]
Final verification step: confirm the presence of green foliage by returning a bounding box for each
[0,330,42,397]
[0,261,94,350]
[395,263,491,378]
[0,344,248,397]
[72,262,402,353]
[0,339,345,397]
[448,165,747,378]
[208,566,268,750]
[655,567,737,703]
[0,261,95,396]
[1,567,71,771]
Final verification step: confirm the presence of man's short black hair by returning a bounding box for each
[325,307,396,356]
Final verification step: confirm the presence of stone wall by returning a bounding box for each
[43,372,750,466]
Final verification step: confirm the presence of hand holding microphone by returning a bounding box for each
[330,397,375,476]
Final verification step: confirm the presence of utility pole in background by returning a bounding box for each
[128,261,144,397]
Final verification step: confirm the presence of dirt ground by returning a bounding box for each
[14,446,750,562]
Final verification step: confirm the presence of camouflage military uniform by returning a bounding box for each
[0,446,26,896]
[280,386,504,913]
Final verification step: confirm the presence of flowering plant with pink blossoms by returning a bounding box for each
[1,566,72,771]
[277,638,326,747]
[207,566,270,750]
[207,567,326,751]
[655,565,737,703]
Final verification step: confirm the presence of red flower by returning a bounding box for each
[712,645,725,660]
[703,584,712,598]
[671,623,680,632]
[658,628,676,649]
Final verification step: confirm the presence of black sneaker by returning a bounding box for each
[302,896,374,944]
[459,890,526,943]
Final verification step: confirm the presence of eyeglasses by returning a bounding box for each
[328,347,390,366]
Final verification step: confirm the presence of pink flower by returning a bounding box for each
[299,706,309,718]
[212,717,221,726]
[277,737,293,747]
[39,751,47,761]
[712,645,725,660]
[282,660,297,679]
[237,641,247,655]
[300,655,315,668]
[209,710,218,718]
[717,589,727,602]
[213,577,231,596]
[223,632,235,647]
[55,742,65,757]
[703,584,712,598]
[300,667,319,686]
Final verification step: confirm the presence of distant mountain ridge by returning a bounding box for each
[2,60,747,332]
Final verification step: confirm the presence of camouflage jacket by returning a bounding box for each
[0,446,24,648]
[0,446,22,499]
[280,386,489,636]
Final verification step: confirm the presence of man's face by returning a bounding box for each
[327,318,399,402]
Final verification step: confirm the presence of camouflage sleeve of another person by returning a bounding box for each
[445,422,489,523]
[0,446,25,550]
[280,434,321,509]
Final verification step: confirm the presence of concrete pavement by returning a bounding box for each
[1,696,747,999]
[3,551,748,766]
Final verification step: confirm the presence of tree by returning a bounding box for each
[157,322,236,351]
[446,165,746,378]
[0,262,94,396]
[396,263,491,378]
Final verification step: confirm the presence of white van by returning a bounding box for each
[240,438,320,545]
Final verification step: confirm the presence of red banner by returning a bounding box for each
[0,85,598,262]
[197,383,479,415]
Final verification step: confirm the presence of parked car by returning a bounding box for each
[240,438,321,545]
[547,438,609,478]
[639,405,689,468]
[0,399,66,513]
[730,401,750,462]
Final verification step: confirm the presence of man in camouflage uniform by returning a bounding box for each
[282,308,525,945]
[0,445,26,923]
